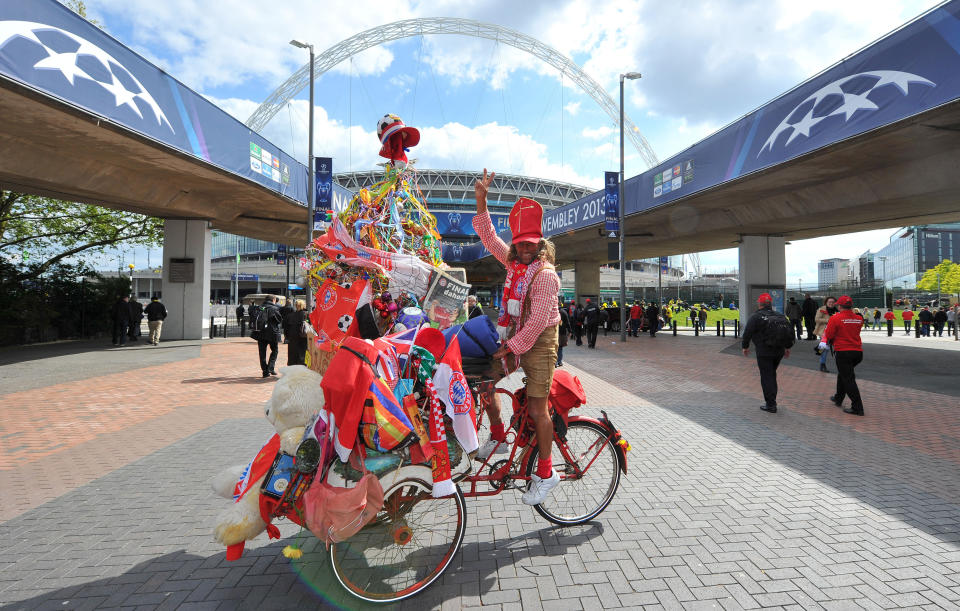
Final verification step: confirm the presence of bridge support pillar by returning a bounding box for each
[574,261,601,304]
[738,235,786,313]
[162,219,211,340]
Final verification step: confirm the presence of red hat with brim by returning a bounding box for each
[509,197,543,245]
[837,295,853,306]
[378,119,420,157]
[757,292,772,304]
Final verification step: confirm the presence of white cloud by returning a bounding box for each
[564,101,581,116]
[581,125,616,140]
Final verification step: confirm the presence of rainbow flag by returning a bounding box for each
[360,377,417,452]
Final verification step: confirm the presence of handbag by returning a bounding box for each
[300,316,314,338]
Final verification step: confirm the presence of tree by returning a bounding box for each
[1,190,163,283]
[916,259,960,298]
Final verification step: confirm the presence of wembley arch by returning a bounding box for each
[244,17,659,168]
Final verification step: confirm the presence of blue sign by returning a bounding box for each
[287,283,301,290]
[0,1,309,205]
[433,211,509,237]
[276,244,286,265]
[660,256,669,274]
[232,274,259,281]
[315,157,332,230]
[604,171,619,234]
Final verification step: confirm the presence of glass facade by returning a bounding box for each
[211,232,280,260]
[874,223,960,288]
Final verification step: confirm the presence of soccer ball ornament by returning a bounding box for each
[377,114,403,142]
[337,314,354,333]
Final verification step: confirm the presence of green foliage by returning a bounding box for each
[1,190,163,283]
[916,259,960,294]
[0,260,131,344]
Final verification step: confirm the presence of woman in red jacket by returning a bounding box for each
[819,295,864,416]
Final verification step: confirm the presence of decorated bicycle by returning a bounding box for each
[210,115,630,603]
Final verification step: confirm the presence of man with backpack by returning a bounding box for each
[251,296,283,377]
[741,293,795,413]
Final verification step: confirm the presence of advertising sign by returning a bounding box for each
[604,171,619,234]
[314,157,333,231]
[276,244,287,265]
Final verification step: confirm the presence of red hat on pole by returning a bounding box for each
[509,197,544,245]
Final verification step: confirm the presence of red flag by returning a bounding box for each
[310,279,367,352]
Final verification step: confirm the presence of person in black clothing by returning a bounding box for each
[111,295,131,346]
[918,306,934,337]
[572,303,584,346]
[801,294,818,340]
[741,293,794,413]
[144,296,167,345]
[285,299,309,366]
[933,307,948,337]
[645,302,660,338]
[278,298,294,344]
[557,302,571,366]
[583,299,600,348]
[127,297,144,341]
[254,296,283,377]
[785,297,803,340]
[235,303,245,326]
[466,295,484,319]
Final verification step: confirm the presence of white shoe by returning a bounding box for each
[476,438,508,461]
[522,468,560,506]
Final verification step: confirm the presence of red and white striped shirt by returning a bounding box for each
[473,211,560,355]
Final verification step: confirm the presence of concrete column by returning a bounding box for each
[162,219,211,340]
[574,261,601,304]
[738,235,786,312]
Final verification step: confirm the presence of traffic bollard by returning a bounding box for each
[694,321,699,336]
[716,321,721,336]
[672,321,677,336]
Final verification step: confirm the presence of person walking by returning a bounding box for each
[821,295,865,416]
[872,307,882,331]
[947,306,957,335]
[689,306,698,334]
[557,301,570,366]
[127,297,144,342]
[645,301,660,338]
[741,293,794,413]
[111,295,131,346]
[278,298,294,344]
[235,303,245,327]
[785,296,803,340]
[583,299,600,349]
[699,305,707,332]
[572,302,584,346]
[918,306,934,337]
[814,297,837,372]
[253,296,283,377]
[933,307,947,337]
[801,293,818,340]
[884,307,895,335]
[901,307,914,335]
[144,295,167,345]
[284,299,308,366]
[629,300,643,337]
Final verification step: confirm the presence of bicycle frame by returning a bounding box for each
[460,382,628,499]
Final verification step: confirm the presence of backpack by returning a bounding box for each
[254,305,273,332]
[760,311,794,349]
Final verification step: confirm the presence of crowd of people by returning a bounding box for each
[110,294,167,346]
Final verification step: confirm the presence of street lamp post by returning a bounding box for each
[291,39,315,310]
[878,256,887,307]
[619,71,641,343]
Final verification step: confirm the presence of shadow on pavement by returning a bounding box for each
[182,376,278,385]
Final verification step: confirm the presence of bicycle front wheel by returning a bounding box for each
[527,420,621,525]
[329,477,466,603]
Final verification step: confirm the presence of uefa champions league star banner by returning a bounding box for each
[0,0,309,204]
[604,171,619,234]
[315,157,333,230]
[539,1,960,239]
[432,211,509,238]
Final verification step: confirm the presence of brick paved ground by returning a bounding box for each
[1,333,959,609]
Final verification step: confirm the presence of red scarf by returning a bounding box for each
[497,260,529,332]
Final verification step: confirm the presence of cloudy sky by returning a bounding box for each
[83,0,942,285]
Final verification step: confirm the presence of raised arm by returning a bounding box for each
[472,169,509,266]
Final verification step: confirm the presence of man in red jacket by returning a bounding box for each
[819,295,864,416]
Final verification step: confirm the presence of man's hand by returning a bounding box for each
[742,348,749,356]
[474,168,495,215]
[492,343,511,359]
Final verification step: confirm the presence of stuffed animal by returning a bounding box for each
[377,113,420,167]
[211,365,325,559]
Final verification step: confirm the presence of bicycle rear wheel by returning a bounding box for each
[329,477,466,603]
[526,420,621,525]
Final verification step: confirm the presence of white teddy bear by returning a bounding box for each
[211,365,324,557]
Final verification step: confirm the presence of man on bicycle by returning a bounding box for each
[473,169,562,506]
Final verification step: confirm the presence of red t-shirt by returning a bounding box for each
[902,310,914,321]
[884,311,895,321]
[822,310,863,352]
[630,305,642,320]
